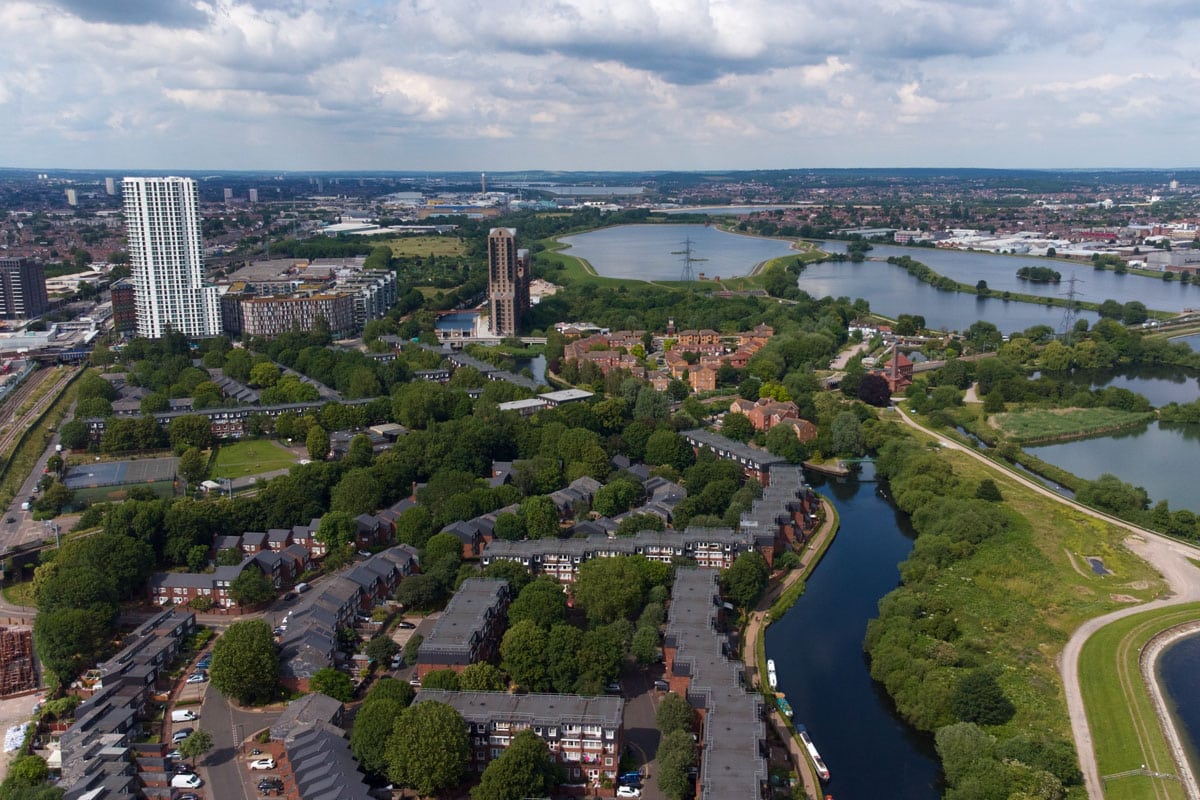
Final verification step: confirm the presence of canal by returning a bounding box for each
[766,470,941,800]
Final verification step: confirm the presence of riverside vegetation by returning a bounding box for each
[864,418,1163,800]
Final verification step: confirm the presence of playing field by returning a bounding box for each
[384,236,466,257]
[211,439,298,479]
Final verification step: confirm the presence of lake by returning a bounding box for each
[1055,365,1200,408]
[558,224,796,281]
[1025,421,1200,512]
[844,242,1198,313]
[1173,333,1200,351]
[767,473,941,799]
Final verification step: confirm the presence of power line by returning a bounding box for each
[671,237,707,282]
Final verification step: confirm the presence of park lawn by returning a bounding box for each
[1078,604,1200,800]
[991,407,1155,444]
[211,439,297,479]
[891,434,1164,768]
[382,236,466,258]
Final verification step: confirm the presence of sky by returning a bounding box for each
[2,0,1199,172]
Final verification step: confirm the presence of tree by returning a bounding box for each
[178,729,213,768]
[573,557,648,625]
[644,429,693,470]
[168,415,214,452]
[395,506,434,548]
[507,577,568,629]
[178,447,208,487]
[765,424,808,464]
[316,511,358,551]
[351,698,401,777]
[631,624,660,665]
[345,433,374,468]
[830,411,865,456]
[5,754,49,786]
[366,676,415,706]
[59,419,88,450]
[229,568,275,608]
[546,624,584,693]
[385,701,470,796]
[1121,300,1149,326]
[210,619,279,705]
[500,619,549,691]
[952,668,1015,726]
[656,692,696,736]
[471,728,562,800]
[459,663,508,692]
[306,424,330,461]
[330,468,382,515]
[656,729,697,800]
[310,667,355,702]
[492,512,526,542]
[858,372,892,407]
[521,495,560,540]
[721,412,755,442]
[975,479,1003,502]
[421,669,462,691]
[723,551,769,609]
[249,362,281,388]
[365,635,399,665]
[33,607,114,685]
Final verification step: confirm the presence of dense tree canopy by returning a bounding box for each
[210,620,279,705]
[385,701,470,796]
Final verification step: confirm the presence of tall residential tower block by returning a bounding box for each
[486,227,529,337]
[123,177,222,338]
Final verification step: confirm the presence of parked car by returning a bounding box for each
[172,728,194,744]
[653,679,670,691]
[616,787,641,798]
[170,773,203,789]
[397,621,415,629]
[177,794,200,800]
[258,777,284,790]
[249,757,277,770]
[618,771,642,785]
[604,681,622,694]
[390,655,404,669]
[165,749,181,760]
[185,672,207,684]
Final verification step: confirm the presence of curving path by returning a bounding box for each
[894,407,1200,800]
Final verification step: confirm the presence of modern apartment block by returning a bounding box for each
[486,227,529,336]
[0,257,49,319]
[416,578,510,677]
[662,568,769,800]
[224,291,357,338]
[122,176,222,338]
[413,690,624,790]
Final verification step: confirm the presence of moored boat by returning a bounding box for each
[797,724,831,782]
[776,696,793,717]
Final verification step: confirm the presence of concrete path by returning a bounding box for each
[895,407,1200,799]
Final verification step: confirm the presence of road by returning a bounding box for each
[620,666,663,800]
[198,686,281,800]
[895,407,1200,800]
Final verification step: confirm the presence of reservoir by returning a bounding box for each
[1055,365,1200,408]
[558,224,796,281]
[826,242,1197,314]
[1025,421,1200,512]
[1173,333,1200,351]
[766,473,941,799]
[1157,633,1200,776]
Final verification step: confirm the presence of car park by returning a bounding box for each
[249,757,277,770]
[172,728,194,744]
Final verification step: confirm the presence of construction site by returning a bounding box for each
[0,626,36,696]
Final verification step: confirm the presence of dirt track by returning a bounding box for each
[895,407,1200,800]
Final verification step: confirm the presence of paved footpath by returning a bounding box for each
[743,498,837,800]
[896,407,1200,800]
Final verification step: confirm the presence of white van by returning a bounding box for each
[294,582,310,593]
[171,709,198,723]
[170,773,203,789]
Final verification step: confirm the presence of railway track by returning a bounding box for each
[0,367,79,461]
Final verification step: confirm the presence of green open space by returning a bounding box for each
[990,407,1156,444]
[1078,604,1200,800]
[70,479,177,505]
[381,236,467,258]
[210,439,297,479]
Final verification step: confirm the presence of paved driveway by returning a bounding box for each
[620,667,664,800]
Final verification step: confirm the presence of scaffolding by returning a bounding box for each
[0,626,35,696]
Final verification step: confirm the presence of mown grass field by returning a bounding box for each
[382,236,467,258]
[210,439,297,479]
[991,407,1155,444]
[1078,604,1200,800]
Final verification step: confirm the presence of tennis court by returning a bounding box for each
[63,456,179,489]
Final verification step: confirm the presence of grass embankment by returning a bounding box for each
[1079,604,1200,800]
[210,439,297,480]
[0,369,81,511]
[990,407,1156,445]
[381,236,467,258]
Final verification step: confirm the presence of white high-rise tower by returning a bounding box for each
[123,177,222,339]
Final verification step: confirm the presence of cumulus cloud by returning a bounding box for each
[1,0,1199,168]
